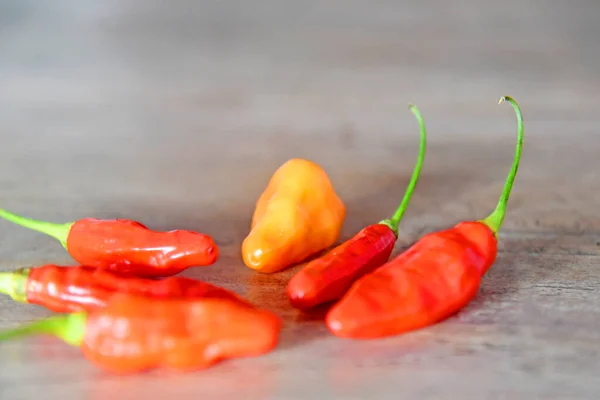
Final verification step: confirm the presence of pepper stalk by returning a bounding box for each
[0,313,87,347]
[480,96,524,237]
[379,104,427,237]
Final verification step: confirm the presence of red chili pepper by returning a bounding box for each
[0,264,242,313]
[0,213,218,277]
[326,96,524,339]
[0,293,282,374]
[286,104,427,310]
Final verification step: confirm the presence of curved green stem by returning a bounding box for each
[0,268,30,303]
[0,313,87,347]
[380,104,427,237]
[0,209,73,248]
[481,96,524,236]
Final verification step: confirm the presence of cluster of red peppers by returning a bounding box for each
[0,96,524,374]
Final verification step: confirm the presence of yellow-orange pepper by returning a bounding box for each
[242,158,346,273]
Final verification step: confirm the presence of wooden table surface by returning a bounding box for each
[1,1,600,399]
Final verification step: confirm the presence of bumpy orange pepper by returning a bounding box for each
[0,294,281,374]
[242,158,346,273]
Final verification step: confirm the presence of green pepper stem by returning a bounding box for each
[379,104,427,237]
[0,313,87,347]
[0,269,30,303]
[481,96,524,235]
[0,209,72,248]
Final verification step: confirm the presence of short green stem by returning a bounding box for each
[0,209,73,248]
[480,96,524,236]
[379,104,427,237]
[379,218,399,236]
[0,268,30,303]
[0,313,87,347]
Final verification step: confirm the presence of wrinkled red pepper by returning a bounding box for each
[0,213,218,277]
[0,264,242,313]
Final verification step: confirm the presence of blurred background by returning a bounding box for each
[1,1,600,399]
[1,0,599,235]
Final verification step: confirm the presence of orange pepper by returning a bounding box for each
[0,293,281,374]
[242,158,346,273]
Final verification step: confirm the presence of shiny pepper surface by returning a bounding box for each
[327,96,524,339]
[287,105,427,309]
[66,218,218,277]
[0,264,242,313]
[0,294,282,374]
[242,158,346,273]
[326,222,496,338]
[287,224,396,309]
[0,212,218,277]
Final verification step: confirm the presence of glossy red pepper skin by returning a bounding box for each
[80,295,282,374]
[326,222,497,339]
[66,218,219,277]
[286,224,396,310]
[285,104,429,311]
[17,264,241,313]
